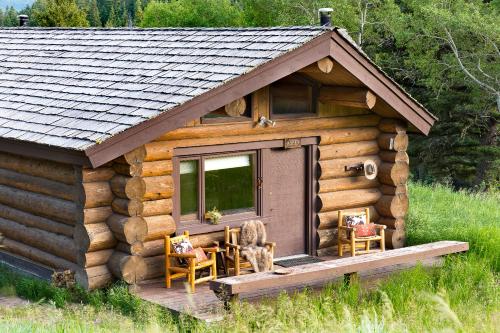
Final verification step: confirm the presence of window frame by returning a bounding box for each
[270,74,319,119]
[174,149,262,234]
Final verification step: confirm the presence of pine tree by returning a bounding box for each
[0,8,4,26]
[32,0,89,27]
[105,0,117,27]
[134,0,143,26]
[4,6,18,26]
[119,0,127,27]
[87,0,101,26]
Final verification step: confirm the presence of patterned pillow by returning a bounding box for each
[344,214,367,228]
[187,247,209,263]
[170,236,194,265]
[344,213,375,237]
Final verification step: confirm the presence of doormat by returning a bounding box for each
[274,255,324,268]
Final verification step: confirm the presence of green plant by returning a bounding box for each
[205,207,222,225]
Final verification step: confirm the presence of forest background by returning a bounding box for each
[1,0,498,190]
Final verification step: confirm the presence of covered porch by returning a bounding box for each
[134,241,468,322]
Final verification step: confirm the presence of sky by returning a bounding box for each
[0,0,34,10]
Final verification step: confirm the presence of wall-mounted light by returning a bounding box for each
[258,116,276,128]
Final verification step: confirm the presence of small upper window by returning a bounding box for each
[202,95,252,123]
[270,75,317,117]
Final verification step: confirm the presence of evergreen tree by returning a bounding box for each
[32,0,89,27]
[119,0,128,27]
[87,0,101,26]
[133,0,142,26]
[105,0,118,27]
[3,6,18,26]
[0,8,4,26]
[141,0,244,27]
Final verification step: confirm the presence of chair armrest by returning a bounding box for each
[168,253,197,259]
[224,243,240,250]
[202,247,218,253]
[373,224,387,230]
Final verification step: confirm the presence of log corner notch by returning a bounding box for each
[319,86,377,110]
[299,57,334,74]
[375,118,409,249]
[224,97,246,117]
[317,57,334,74]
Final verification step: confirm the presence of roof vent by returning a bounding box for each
[318,8,333,27]
[18,15,29,27]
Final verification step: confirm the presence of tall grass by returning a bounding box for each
[0,182,498,332]
[407,182,500,271]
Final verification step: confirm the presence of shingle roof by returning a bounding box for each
[0,27,328,150]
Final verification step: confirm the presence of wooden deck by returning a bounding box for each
[134,241,468,321]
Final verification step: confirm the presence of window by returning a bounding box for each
[202,95,252,123]
[178,152,258,224]
[204,155,254,214]
[270,75,318,117]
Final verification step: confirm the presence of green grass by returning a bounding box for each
[0,182,498,332]
[407,182,500,271]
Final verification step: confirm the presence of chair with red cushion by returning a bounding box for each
[337,208,386,257]
[165,231,217,292]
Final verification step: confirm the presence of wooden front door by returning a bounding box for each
[267,147,307,257]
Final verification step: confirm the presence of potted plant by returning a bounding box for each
[204,207,222,225]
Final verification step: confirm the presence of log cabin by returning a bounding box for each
[0,27,436,289]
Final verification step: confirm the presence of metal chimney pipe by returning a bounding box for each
[318,8,333,27]
[18,15,29,27]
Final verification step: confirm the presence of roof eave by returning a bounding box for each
[0,138,91,166]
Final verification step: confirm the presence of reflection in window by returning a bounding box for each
[204,154,254,214]
[180,160,198,216]
[272,82,313,115]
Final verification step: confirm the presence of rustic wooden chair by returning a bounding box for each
[337,208,386,257]
[224,225,276,276]
[164,231,217,292]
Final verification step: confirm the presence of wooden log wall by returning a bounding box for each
[375,119,409,249]
[107,145,175,284]
[0,153,79,267]
[72,166,116,289]
[0,152,117,290]
[316,129,382,256]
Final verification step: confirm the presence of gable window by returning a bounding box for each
[178,151,258,226]
[270,75,318,118]
[201,95,252,123]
